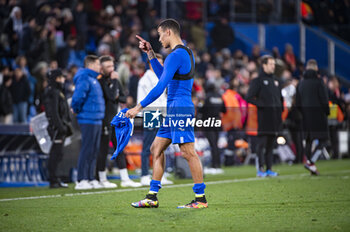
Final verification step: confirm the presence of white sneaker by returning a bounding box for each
[121,179,142,188]
[204,167,217,175]
[75,180,93,190]
[89,180,104,189]
[99,180,117,188]
[140,175,151,186]
[161,176,174,185]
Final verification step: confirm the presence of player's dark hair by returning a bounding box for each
[99,55,115,64]
[84,55,99,67]
[157,18,180,35]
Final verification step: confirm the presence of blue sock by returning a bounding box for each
[193,183,206,196]
[149,180,162,193]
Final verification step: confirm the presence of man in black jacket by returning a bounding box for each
[296,59,329,175]
[97,55,141,188]
[199,83,226,173]
[246,55,283,177]
[44,69,72,188]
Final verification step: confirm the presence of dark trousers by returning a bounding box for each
[204,130,220,168]
[305,136,327,164]
[329,125,339,158]
[77,123,102,181]
[48,141,64,183]
[141,128,158,176]
[257,135,276,171]
[290,130,304,163]
[96,128,111,173]
[96,127,126,179]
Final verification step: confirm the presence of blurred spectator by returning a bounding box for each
[73,2,88,50]
[199,83,226,173]
[190,20,206,53]
[149,28,162,53]
[15,56,36,120]
[221,77,247,166]
[196,52,211,78]
[143,9,158,33]
[3,6,22,57]
[71,55,105,190]
[296,59,329,175]
[19,17,36,56]
[44,69,72,188]
[0,70,13,124]
[9,67,30,123]
[64,65,77,99]
[57,35,85,68]
[0,0,10,27]
[272,46,281,59]
[117,51,132,90]
[128,63,145,105]
[32,61,48,112]
[283,43,296,72]
[327,76,345,159]
[282,77,304,163]
[210,17,234,52]
[58,8,74,42]
[250,45,261,64]
[246,55,283,177]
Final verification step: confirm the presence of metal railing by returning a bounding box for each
[159,0,299,24]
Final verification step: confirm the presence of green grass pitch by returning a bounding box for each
[0,160,350,232]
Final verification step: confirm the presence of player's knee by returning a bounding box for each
[150,143,159,156]
[181,151,195,161]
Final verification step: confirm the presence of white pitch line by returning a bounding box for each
[1,170,349,202]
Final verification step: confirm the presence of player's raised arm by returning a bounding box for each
[125,52,180,119]
[136,35,164,79]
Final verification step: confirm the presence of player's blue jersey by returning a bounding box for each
[140,45,194,108]
[140,45,195,144]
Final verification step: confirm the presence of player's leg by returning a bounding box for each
[131,136,171,208]
[177,142,208,209]
[179,142,203,183]
[151,136,172,181]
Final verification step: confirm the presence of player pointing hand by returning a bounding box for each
[136,35,153,53]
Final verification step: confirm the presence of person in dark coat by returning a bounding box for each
[9,68,30,123]
[199,83,226,172]
[210,17,235,52]
[44,69,72,188]
[246,55,283,177]
[296,59,329,175]
[3,6,22,57]
[0,73,13,124]
[95,55,138,188]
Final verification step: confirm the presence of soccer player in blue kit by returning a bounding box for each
[125,19,207,209]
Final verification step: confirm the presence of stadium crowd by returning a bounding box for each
[0,0,349,178]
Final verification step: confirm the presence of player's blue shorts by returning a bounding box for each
[156,100,195,144]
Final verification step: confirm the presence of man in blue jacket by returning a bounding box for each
[71,55,105,190]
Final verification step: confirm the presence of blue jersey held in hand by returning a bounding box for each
[110,108,133,160]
